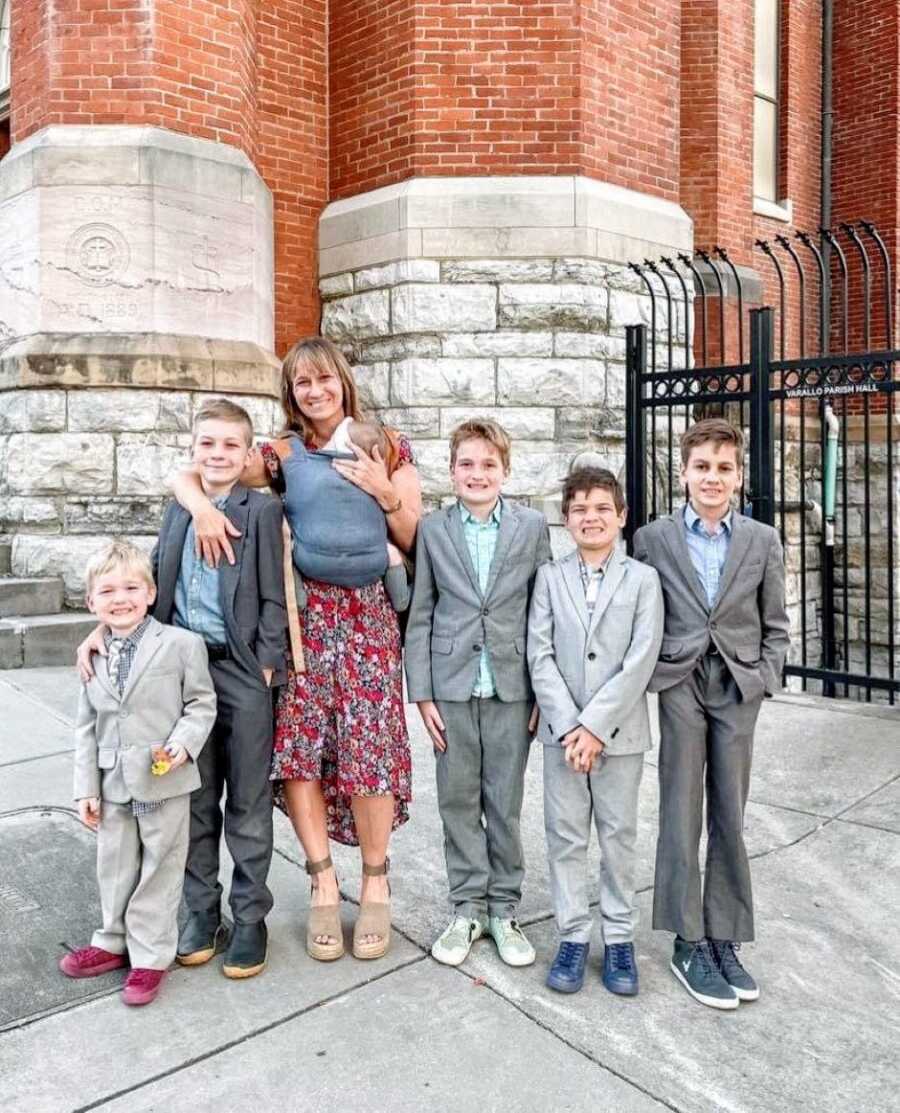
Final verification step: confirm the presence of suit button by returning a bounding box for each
[119,711,128,719]
[473,643,482,652]
[587,652,597,661]
[710,622,717,631]
[482,608,489,616]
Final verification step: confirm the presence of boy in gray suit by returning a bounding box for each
[62,541,216,1006]
[406,419,552,968]
[528,468,663,995]
[633,419,789,1010]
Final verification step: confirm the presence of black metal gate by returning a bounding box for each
[623,234,899,704]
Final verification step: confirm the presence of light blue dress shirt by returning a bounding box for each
[173,494,228,646]
[460,499,502,698]
[683,502,732,608]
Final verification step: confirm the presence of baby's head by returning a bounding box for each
[345,419,390,460]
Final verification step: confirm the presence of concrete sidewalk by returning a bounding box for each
[0,667,897,1113]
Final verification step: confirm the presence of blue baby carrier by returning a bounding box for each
[280,436,388,588]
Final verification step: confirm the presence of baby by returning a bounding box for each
[282,417,409,611]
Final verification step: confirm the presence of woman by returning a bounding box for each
[174,338,422,962]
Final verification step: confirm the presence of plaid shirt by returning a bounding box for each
[577,552,611,614]
[104,617,162,817]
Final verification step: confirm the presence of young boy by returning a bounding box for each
[528,468,663,995]
[405,419,552,967]
[63,541,216,1006]
[154,398,287,979]
[633,418,789,1009]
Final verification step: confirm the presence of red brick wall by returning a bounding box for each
[257,0,328,351]
[329,1,680,202]
[11,0,260,159]
[581,0,680,201]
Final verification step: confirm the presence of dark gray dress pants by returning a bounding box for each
[183,658,275,925]
[652,653,763,943]
[434,697,532,922]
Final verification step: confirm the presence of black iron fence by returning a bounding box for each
[623,227,899,704]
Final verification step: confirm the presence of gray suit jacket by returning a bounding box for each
[152,485,288,689]
[527,548,664,755]
[73,618,217,803]
[632,508,790,700]
[405,499,552,703]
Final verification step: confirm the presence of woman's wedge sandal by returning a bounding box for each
[353,859,392,961]
[306,856,344,962]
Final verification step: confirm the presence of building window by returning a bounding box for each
[753,0,779,203]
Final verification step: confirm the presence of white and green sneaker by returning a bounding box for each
[488,917,536,967]
[431,916,484,966]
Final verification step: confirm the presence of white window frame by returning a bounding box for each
[753,0,787,216]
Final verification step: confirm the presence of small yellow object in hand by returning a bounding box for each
[151,746,171,777]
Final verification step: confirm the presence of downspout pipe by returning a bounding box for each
[821,0,836,694]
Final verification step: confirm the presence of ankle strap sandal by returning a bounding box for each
[305,856,344,962]
[353,858,392,961]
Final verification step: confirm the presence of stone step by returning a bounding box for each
[0,577,66,618]
[0,538,11,575]
[0,612,96,670]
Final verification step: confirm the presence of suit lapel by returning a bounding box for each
[586,547,627,641]
[445,504,482,598]
[92,661,120,703]
[661,511,710,612]
[559,552,590,634]
[156,506,191,619]
[120,618,165,704]
[484,501,520,602]
[219,485,249,615]
[712,512,751,610]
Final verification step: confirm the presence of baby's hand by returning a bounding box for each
[386,542,404,568]
[78,797,101,830]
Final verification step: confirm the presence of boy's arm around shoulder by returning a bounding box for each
[164,634,217,760]
[578,564,665,751]
[252,495,288,672]
[72,683,101,801]
[526,563,581,738]
[404,519,437,702]
[758,524,790,696]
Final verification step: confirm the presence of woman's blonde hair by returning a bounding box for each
[279,337,363,442]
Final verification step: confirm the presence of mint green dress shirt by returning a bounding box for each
[460,499,502,698]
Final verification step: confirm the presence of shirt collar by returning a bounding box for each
[459,498,502,527]
[684,501,732,537]
[578,550,613,578]
[104,615,151,649]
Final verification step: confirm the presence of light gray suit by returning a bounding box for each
[528,548,663,943]
[633,509,790,942]
[405,499,552,921]
[74,618,217,968]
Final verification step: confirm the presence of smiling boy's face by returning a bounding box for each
[87,565,156,636]
[450,436,508,514]
[565,485,626,557]
[192,418,253,495]
[681,440,742,519]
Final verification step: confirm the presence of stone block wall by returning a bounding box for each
[319,254,687,535]
[0,387,280,604]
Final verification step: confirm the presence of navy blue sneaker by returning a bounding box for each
[602,941,639,996]
[709,939,760,1001]
[546,941,589,994]
[670,937,738,1010]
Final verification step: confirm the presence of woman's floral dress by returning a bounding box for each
[260,436,413,846]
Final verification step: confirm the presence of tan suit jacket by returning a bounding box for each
[73,618,217,804]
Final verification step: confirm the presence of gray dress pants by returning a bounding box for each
[543,743,644,945]
[434,697,532,922]
[182,658,275,925]
[653,653,763,943]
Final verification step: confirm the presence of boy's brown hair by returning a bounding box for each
[193,398,254,447]
[680,418,744,469]
[562,466,626,516]
[448,418,512,471]
[85,539,154,595]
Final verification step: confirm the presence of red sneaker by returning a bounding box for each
[122,967,166,1006]
[59,946,127,979]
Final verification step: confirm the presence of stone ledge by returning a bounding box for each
[0,334,280,396]
[319,175,693,275]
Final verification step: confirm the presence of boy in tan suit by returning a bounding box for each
[61,541,216,1006]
